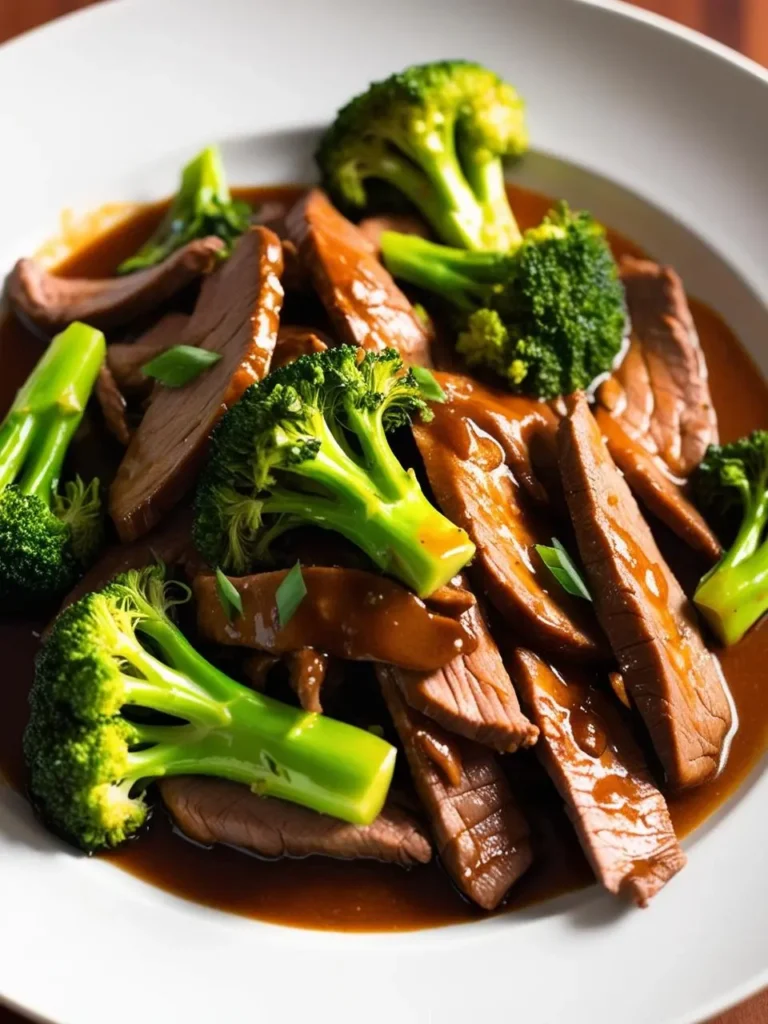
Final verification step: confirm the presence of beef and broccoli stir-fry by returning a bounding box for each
[2,59,765,927]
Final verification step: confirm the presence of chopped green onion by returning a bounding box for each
[535,538,592,601]
[276,561,307,628]
[215,566,243,621]
[411,366,446,403]
[142,346,222,388]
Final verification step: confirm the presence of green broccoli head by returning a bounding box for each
[194,345,474,596]
[382,202,627,399]
[693,431,768,645]
[0,324,105,610]
[316,60,527,251]
[25,565,397,852]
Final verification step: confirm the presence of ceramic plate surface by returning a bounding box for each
[0,1,766,1021]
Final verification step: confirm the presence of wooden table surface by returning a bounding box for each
[0,1,765,1022]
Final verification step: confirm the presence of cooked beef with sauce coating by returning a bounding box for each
[110,227,284,541]
[285,188,433,367]
[8,237,223,333]
[194,567,477,672]
[599,256,718,478]
[161,777,431,867]
[512,649,686,906]
[106,312,189,396]
[595,408,721,561]
[558,393,732,789]
[414,389,604,661]
[395,593,538,752]
[379,667,532,909]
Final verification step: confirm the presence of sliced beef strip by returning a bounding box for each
[106,312,189,396]
[599,257,718,478]
[109,227,284,542]
[413,398,605,662]
[396,591,538,752]
[8,238,223,334]
[161,777,431,867]
[558,393,732,789]
[379,666,532,909]
[285,648,328,714]
[270,325,330,370]
[95,364,131,446]
[595,407,721,561]
[357,212,431,255]
[194,566,477,672]
[434,372,559,507]
[511,649,686,906]
[285,188,433,367]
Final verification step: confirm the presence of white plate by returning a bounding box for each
[1,1,767,1022]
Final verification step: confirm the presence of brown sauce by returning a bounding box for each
[0,185,766,931]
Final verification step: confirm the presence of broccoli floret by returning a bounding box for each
[24,565,396,852]
[316,60,527,251]
[380,203,627,399]
[0,322,105,609]
[193,346,475,597]
[118,145,251,274]
[692,431,768,645]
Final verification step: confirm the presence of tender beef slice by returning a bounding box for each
[59,508,193,614]
[270,325,330,370]
[595,408,721,561]
[435,372,559,507]
[107,312,189,396]
[8,238,223,334]
[558,394,732,789]
[285,648,328,713]
[396,594,538,752]
[284,188,433,367]
[194,566,477,672]
[599,257,718,478]
[512,649,686,906]
[357,213,431,255]
[161,777,431,867]
[95,364,131,446]
[379,667,532,909]
[109,228,284,542]
[413,399,604,662]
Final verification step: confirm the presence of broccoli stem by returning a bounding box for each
[0,323,105,499]
[694,479,768,645]
[461,156,522,249]
[380,231,509,310]
[130,615,396,824]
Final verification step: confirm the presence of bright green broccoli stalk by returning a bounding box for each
[693,431,768,645]
[193,346,475,597]
[380,202,627,399]
[24,565,397,852]
[316,60,528,251]
[0,322,105,609]
[118,145,251,273]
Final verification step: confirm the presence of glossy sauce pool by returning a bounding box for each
[0,185,766,932]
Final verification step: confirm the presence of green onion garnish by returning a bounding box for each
[276,562,307,628]
[142,345,222,388]
[535,538,592,601]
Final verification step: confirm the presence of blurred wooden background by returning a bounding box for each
[0,1,765,1023]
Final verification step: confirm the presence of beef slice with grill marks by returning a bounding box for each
[558,393,732,789]
[285,188,433,367]
[413,394,604,662]
[110,227,284,541]
[8,238,222,333]
[161,777,431,867]
[395,591,538,752]
[512,649,686,906]
[379,667,532,909]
